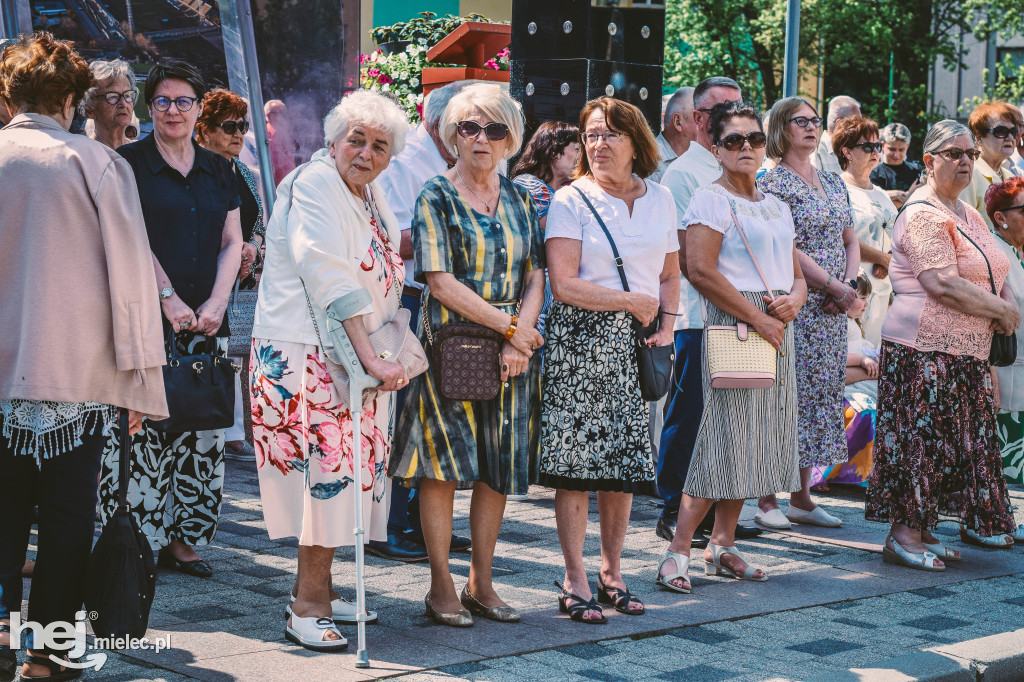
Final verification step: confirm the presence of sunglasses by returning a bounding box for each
[456,120,509,141]
[986,125,1020,139]
[103,89,138,106]
[1000,204,1024,213]
[151,95,199,112]
[716,132,767,151]
[790,116,823,128]
[933,147,981,162]
[217,119,250,135]
[848,141,883,153]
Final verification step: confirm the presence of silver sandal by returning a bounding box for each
[705,544,767,581]
[655,550,691,593]
[882,535,945,572]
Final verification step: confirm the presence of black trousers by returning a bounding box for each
[0,423,104,649]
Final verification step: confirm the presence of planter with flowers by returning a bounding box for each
[361,12,510,122]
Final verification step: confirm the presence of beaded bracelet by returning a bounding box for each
[504,315,518,341]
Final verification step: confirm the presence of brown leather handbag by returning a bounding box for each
[421,294,520,401]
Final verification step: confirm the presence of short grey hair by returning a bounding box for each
[322,90,410,156]
[922,119,974,155]
[826,95,860,131]
[439,83,525,159]
[693,77,741,110]
[880,122,911,145]
[80,59,137,116]
[423,81,468,127]
[664,86,694,121]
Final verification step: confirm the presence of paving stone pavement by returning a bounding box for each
[13,460,1024,681]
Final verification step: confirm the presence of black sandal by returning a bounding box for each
[0,623,15,682]
[20,654,82,681]
[158,547,213,578]
[554,581,607,625]
[597,578,645,615]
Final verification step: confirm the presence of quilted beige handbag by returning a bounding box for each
[705,202,779,389]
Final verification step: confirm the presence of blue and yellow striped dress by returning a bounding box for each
[389,175,545,495]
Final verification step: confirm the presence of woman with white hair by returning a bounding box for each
[80,58,138,149]
[389,84,546,628]
[866,119,1019,570]
[250,89,411,651]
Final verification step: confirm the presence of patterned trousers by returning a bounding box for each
[99,335,227,551]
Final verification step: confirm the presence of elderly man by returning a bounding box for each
[366,82,472,563]
[658,76,762,548]
[651,86,696,183]
[812,95,861,173]
[265,99,297,184]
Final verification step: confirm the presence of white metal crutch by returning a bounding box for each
[325,291,380,668]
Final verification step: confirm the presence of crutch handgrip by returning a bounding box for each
[325,291,381,401]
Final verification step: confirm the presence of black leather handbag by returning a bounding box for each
[573,186,675,401]
[151,330,239,432]
[86,411,157,640]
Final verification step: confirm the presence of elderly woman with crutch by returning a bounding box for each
[251,90,411,653]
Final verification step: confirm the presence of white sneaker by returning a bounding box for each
[786,505,842,528]
[754,508,792,530]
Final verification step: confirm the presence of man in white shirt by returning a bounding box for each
[658,76,761,546]
[368,82,469,563]
[650,86,696,183]
[811,95,860,174]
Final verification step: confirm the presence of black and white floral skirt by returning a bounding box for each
[538,303,653,492]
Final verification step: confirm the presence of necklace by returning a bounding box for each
[721,174,760,202]
[782,161,824,196]
[456,168,498,213]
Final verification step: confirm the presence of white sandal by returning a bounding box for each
[655,550,691,593]
[285,594,378,625]
[1011,525,1024,543]
[922,541,961,562]
[882,535,945,572]
[786,505,843,528]
[960,527,1013,549]
[285,615,348,652]
[705,544,767,581]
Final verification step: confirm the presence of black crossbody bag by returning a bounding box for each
[572,186,675,400]
[898,199,1016,367]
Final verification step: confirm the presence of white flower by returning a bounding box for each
[399,52,408,61]
[382,83,391,92]
[418,37,427,45]
[410,77,420,87]
[400,71,409,80]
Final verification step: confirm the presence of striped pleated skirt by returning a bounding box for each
[683,291,801,500]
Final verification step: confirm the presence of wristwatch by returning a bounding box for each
[159,286,175,300]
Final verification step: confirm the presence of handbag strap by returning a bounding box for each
[572,185,631,293]
[725,200,776,301]
[117,410,131,511]
[899,199,998,295]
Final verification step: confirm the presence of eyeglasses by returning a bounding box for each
[933,147,981,162]
[848,141,883,153]
[456,120,509,141]
[581,130,628,146]
[716,132,767,151]
[103,89,138,106]
[217,119,249,135]
[999,204,1024,213]
[151,95,199,112]
[790,116,823,128]
[986,125,1020,139]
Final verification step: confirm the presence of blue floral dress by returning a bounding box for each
[760,167,851,469]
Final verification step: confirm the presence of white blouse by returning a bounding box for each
[545,176,679,298]
[681,184,796,292]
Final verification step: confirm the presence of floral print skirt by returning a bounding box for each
[250,339,392,547]
[865,342,1016,535]
[538,303,653,492]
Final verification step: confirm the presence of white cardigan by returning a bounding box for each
[253,149,402,347]
[992,236,1024,413]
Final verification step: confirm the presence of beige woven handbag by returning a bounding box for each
[704,202,779,389]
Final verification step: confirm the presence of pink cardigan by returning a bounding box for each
[0,114,168,418]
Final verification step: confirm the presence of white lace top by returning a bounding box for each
[0,399,114,465]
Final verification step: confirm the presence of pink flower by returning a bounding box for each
[378,74,393,84]
[497,47,510,58]
[313,419,344,473]
[360,54,369,64]
[484,59,498,70]
[367,67,380,78]
[416,103,424,119]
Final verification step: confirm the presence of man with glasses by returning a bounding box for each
[657,76,762,547]
[811,95,861,174]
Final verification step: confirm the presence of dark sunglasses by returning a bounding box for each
[848,141,883,153]
[999,204,1024,213]
[456,120,509,141]
[934,147,981,162]
[716,132,767,151]
[151,95,198,112]
[986,125,1020,139]
[217,119,250,135]
[790,116,823,128]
